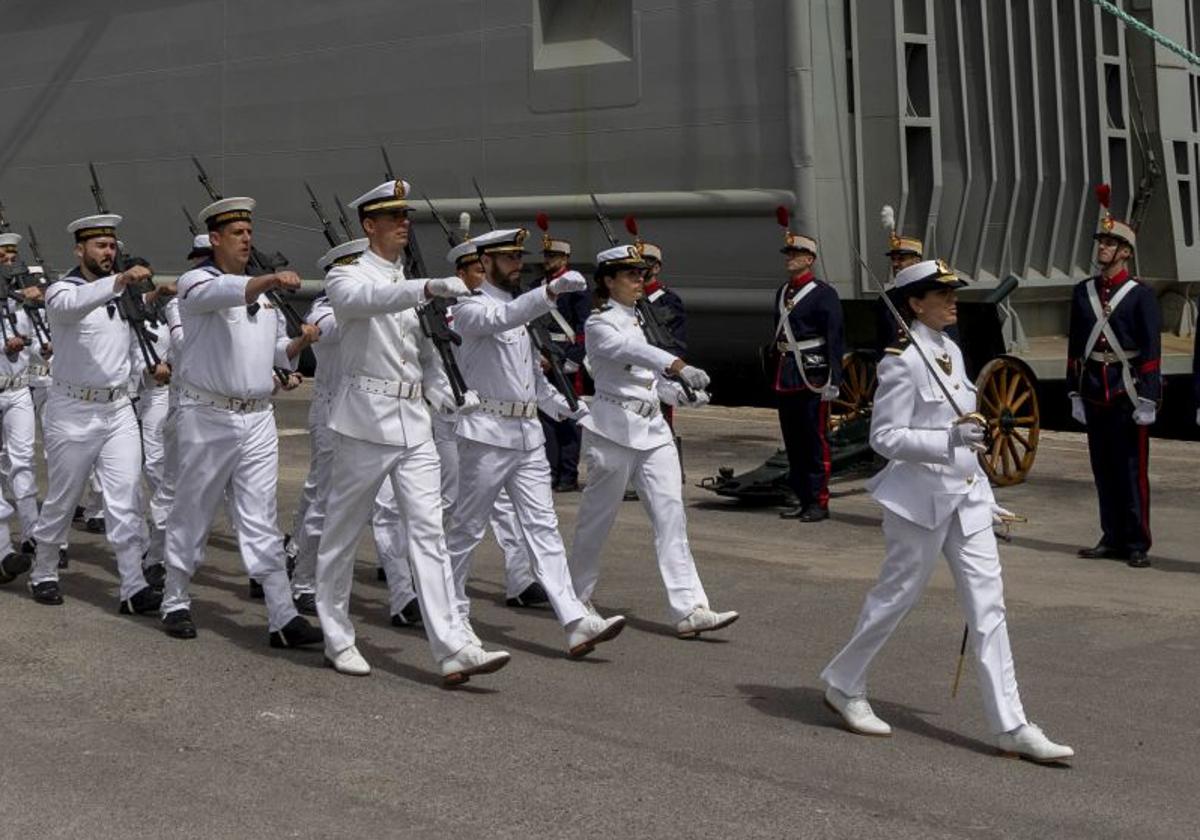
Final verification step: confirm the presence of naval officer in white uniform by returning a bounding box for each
[25,215,158,613]
[820,260,1074,764]
[314,178,510,686]
[444,228,626,657]
[159,197,323,649]
[569,245,738,638]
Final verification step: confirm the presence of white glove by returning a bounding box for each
[562,360,580,374]
[565,401,590,422]
[425,276,471,299]
[677,364,710,390]
[682,389,711,407]
[1070,394,1087,426]
[949,418,986,452]
[991,503,1015,526]
[820,383,840,402]
[1132,398,1156,426]
[455,390,481,416]
[547,270,587,296]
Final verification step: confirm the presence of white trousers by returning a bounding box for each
[289,413,415,611]
[433,417,535,598]
[136,386,171,561]
[29,394,149,599]
[0,387,39,543]
[820,509,1027,734]
[315,433,469,662]
[570,430,708,622]
[160,405,296,632]
[445,439,586,626]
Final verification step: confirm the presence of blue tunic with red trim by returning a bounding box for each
[1065,270,1161,405]
[771,272,845,394]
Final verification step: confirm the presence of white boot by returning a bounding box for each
[440,644,511,687]
[995,723,1074,763]
[565,614,626,658]
[823,686,892,736]
[326,645,371,677]
[675,606,739,639]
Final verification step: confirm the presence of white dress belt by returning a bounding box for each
[349,374,423,400]
[478,397,538,419]
[596,392,660,418]
[776,336,826,352]
[0,373,30,391]
[53,382,130,403]
[179,383,270,414]
[1088,349,1139,364]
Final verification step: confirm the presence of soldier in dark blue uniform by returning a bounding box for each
[1066,201,1160,568]
[535,216,591,492]
[771,211,844,522]
[874,209,924,357]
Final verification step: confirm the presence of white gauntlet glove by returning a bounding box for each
[684,389,711,407]
[820,383,840,402]
[1132,398,1156,426]
[677,365,710,390]
[565,401,590,422]
[455,390,482,416]
[990,503,1015,526]
[948,419,987,453]
[425,276,471,299]
[1069,394,1087,426]
[547,270,587,296]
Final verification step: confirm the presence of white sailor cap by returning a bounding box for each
[472,228,529,254]
[67,214,122,242]
[0,232,22,248]
[349,179,413,216]
[318,238,368,272]
[200,197,255,230]
[187,233,212,258]
[447,240,480,266]
[893,259,965,292]
[596,244,647,269]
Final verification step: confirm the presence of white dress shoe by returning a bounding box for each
[675,606,739,639]
[326,645,371,676]
[565,613,626,658]
[440,644,511,687]
[995,723,1074,763]
[823,686,892,736]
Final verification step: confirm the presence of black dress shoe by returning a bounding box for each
[248,578,264,599]
[506,582,550,608]
[163,609,197,639]
[0,551,33,584]
[119,586,163,615]
[20,537,36,555]
[623,489,640,502]
[58,547,69,570]
[142,563,166,589]
[1077,543,1125,559]
[30,580,63,605]
[1126,550,1151,568]
[293,592,318,616]
[376,567,387,582]
[269,616,323,648]
[84,516,107,534]
[781,504,829,522]
[390,597,423,627]
[73,505,85,522]
[554,480,581,493]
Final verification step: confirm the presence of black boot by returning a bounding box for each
[30,580,63,606]
[84,516,107,534]
[248,578,264,599]
[1126,550,1151,568]
[506,582,550,608]
[292,592,317,616]
[0,550,33,584]
[119,586,164,615]
[143,563,166,589]
[1077,542,1125,559]
[269,616,323,648]
[390,597,423,627]
[163,609,197,639]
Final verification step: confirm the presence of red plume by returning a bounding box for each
[776,205,790,229]
[1095,184,1111,209]
[535,212,550,232]
[624,215,639,237]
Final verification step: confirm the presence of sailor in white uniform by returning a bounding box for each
[159,197,323,649]
[569,246,738,637]
[289,237,421,623]
[314,179,510,686]
[25,215,158,613]
[444,228,626,657]
[820,260,1074,764]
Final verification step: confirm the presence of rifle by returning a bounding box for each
[475,180,578,411]
[22,226,54,345]
[86,162,162,372]
[407,191,469,405]
[304,182,343,248]
[182,205,200,237]
[333,193,355,241]
[190,155,305,337]
[379,146,427,281]
[0,204,51,346]
[423,193,461,246]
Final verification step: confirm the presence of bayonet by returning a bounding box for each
[589,194,619,247]
[182,205,200,237]
[304,181,343,247]
[423,193,459,247]
[333,193,354,241]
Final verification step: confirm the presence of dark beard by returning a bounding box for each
[488,263,521,296]
[83,254,113,277]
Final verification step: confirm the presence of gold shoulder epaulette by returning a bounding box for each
[884,334,910,356]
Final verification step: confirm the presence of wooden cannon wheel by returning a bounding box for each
[829,351,877,430]
[975,355,1040,486]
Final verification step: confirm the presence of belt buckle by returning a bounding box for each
[230,397,246,412]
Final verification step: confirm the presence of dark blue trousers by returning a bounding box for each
[1083,400,1151,553]
[540,413,581,485]
[777,390,830,509]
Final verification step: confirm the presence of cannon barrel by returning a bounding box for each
[984,274,1020,306]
